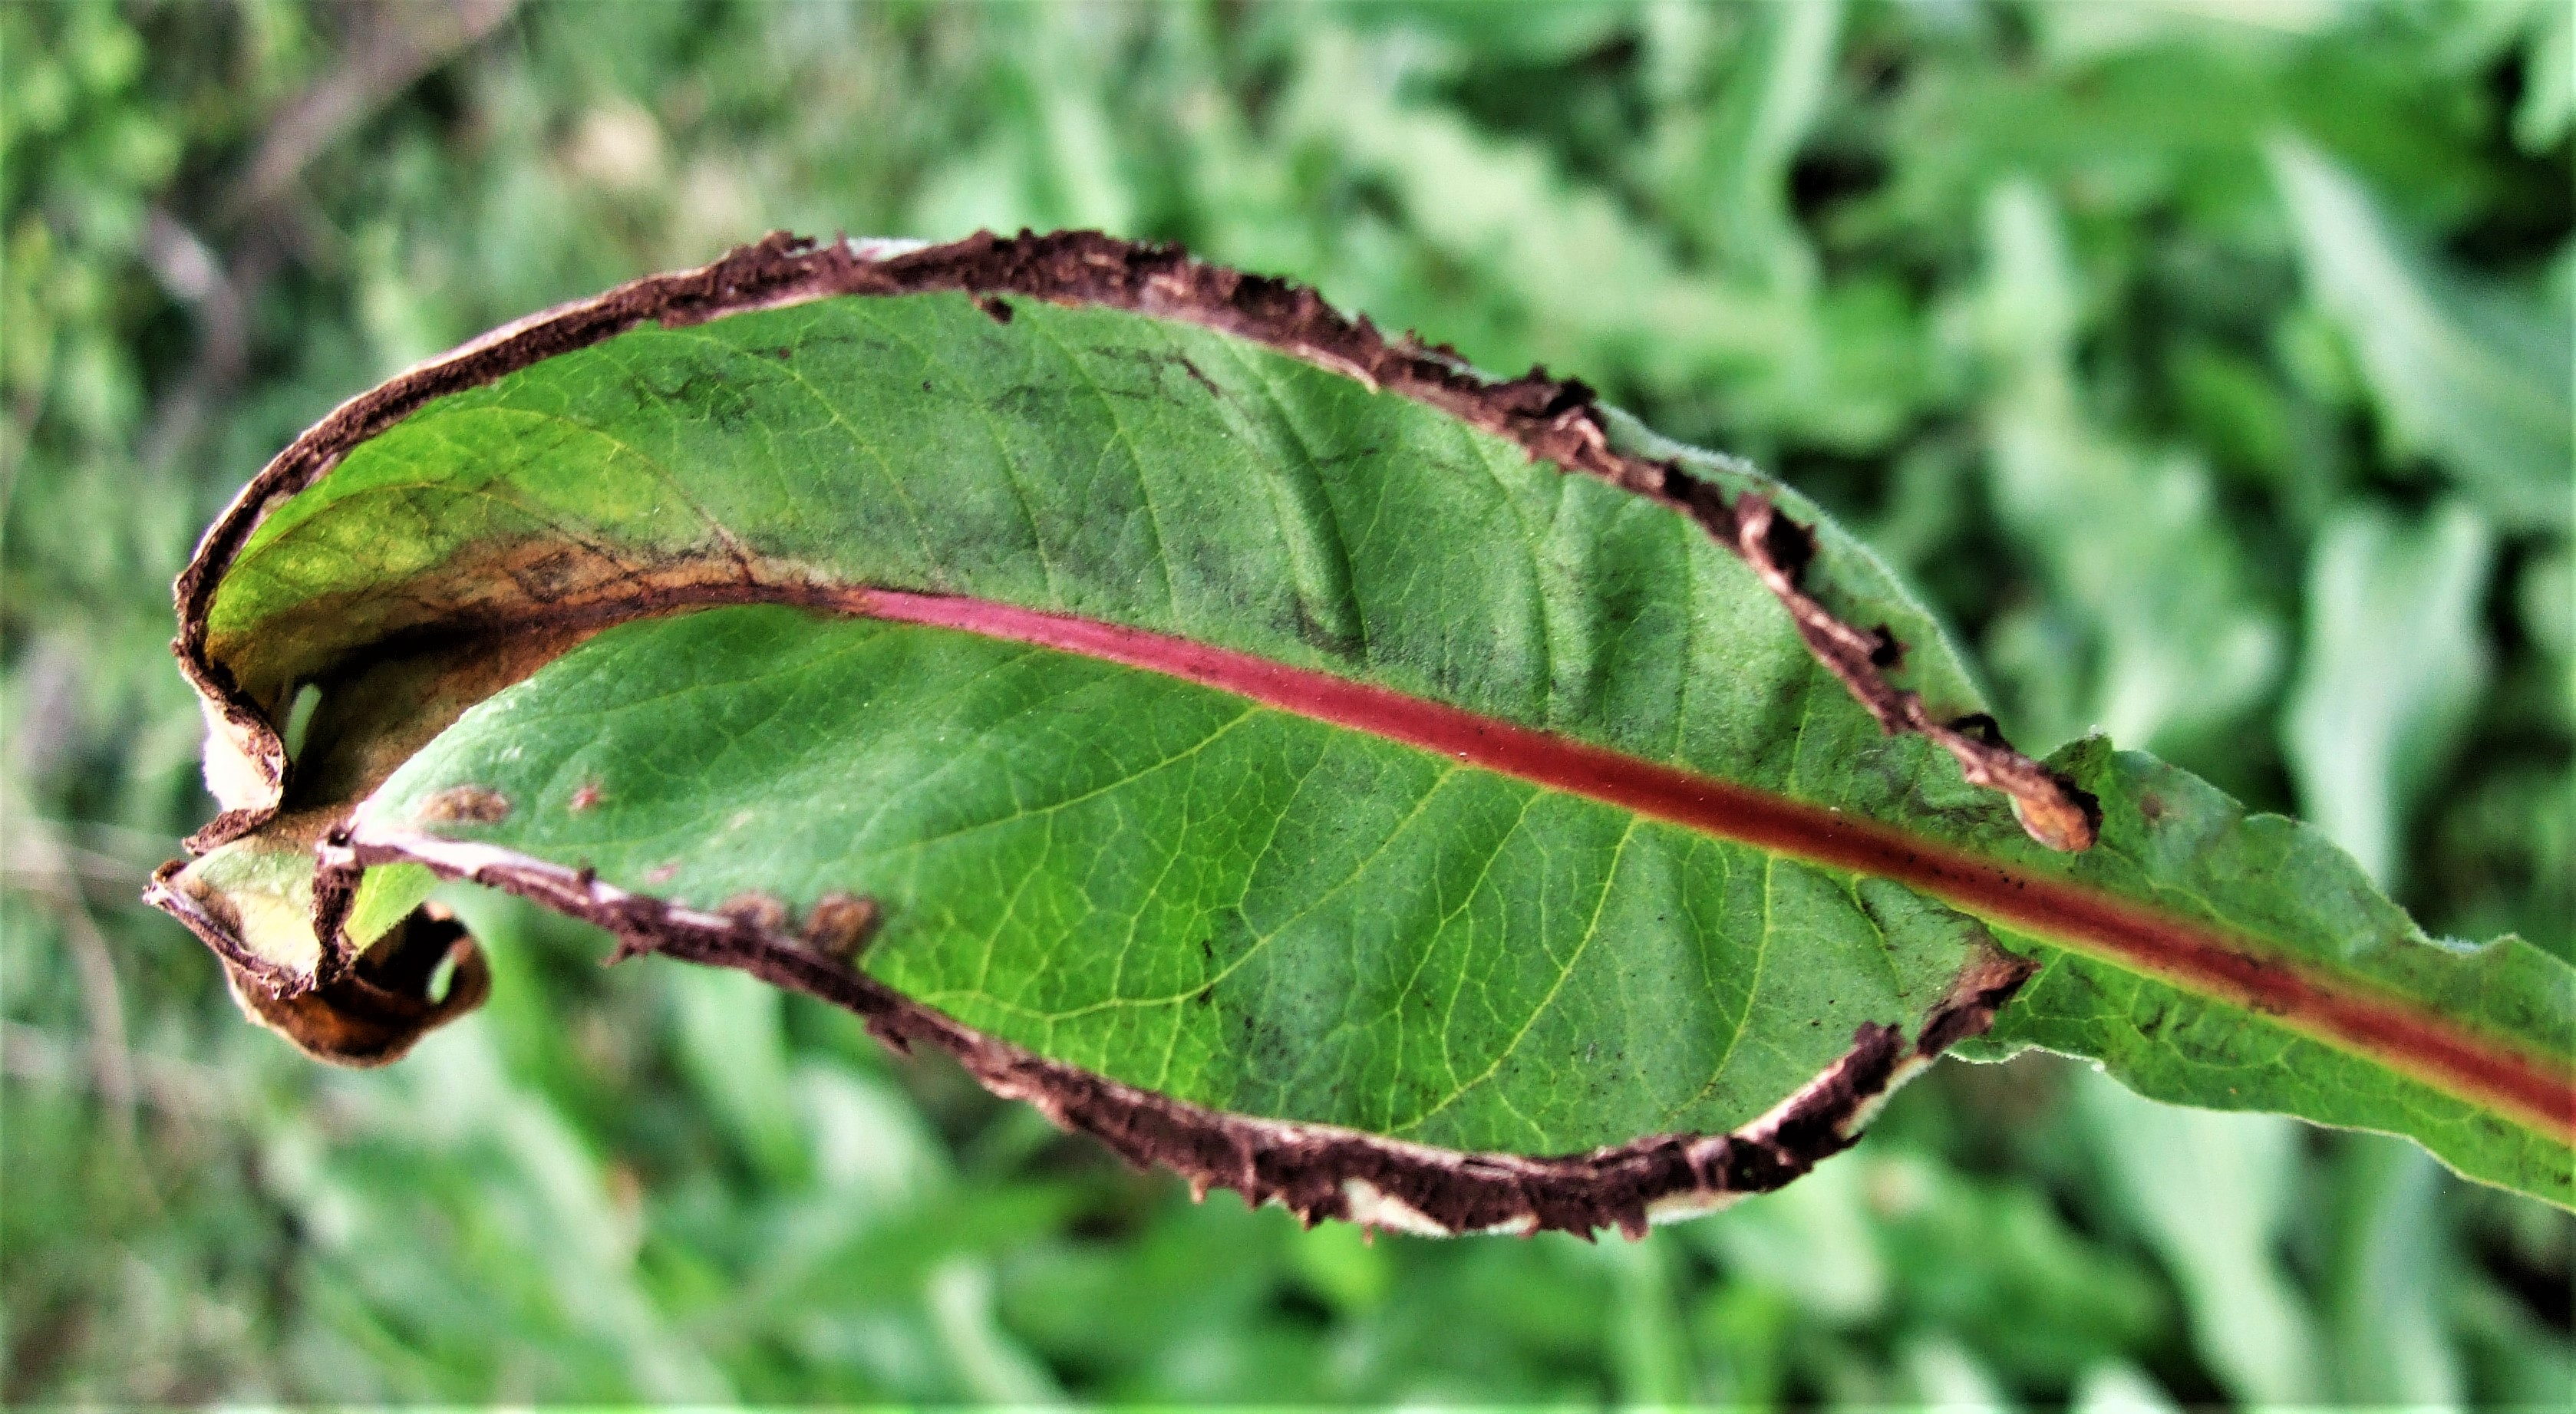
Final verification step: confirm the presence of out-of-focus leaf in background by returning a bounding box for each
[5,1,2569,1403]
[2271,136,2571,534]
[2326,1132,2467,1406]
[1964,176,2283,760]
[2080,1069,2324,1405]
[2284,499,2495,889]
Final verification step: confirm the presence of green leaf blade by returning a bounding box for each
[355,604,1987,1159]
[2270,137,2574,533]
[151,234,2575,1227]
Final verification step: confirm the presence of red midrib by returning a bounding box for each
[844,585,2574,1143]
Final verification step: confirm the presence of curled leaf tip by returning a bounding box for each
[232,906,488,1066]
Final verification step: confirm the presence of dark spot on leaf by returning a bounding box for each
[1760,510,1816,585]
[415,786,510,824]
[2139,793,2166,823]
[1945,713,2008,748]
[718,892,788,934]
[504,547,589,599]
[1293,602,1364,660]
[1868,625,1904,670]
[978,295,1013,323]
[800,891,880,961]
[636,368,754,430]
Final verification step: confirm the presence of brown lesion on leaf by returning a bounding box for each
[1726,496,2101,852]
[314,820,2034,1238]
[568,780,603,812]
[208,538,770,781]
[272,618,602,811]
[1915,941,2043,1057]
[414,785,510,824]
[717,891,789,933]
[157,618,642,1051]
[1867,626,1905,671]
[800,890,880,961]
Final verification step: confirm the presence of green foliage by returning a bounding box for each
[6,0,2569,1402]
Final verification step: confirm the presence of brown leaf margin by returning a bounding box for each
[151,867,488,1067]
[308,820,2033,1238]
[171,228,2096,856]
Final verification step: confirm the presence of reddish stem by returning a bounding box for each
[839,585,2574,1143]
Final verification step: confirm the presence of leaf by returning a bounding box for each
[2076,1068,2325,1406]
[1967,178,2284,757]
[2283,499,2495,890]
[1273,19,1927,451]
[148,232,2574,1231]
[2269,136,2574,532]
[2516,0,2574,153]
[2324,1135,2466,1405]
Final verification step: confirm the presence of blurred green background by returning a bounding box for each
[5,0,2571,1404]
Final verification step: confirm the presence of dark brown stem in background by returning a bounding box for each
[320,822,2034,1238]
[171,229,2093,855]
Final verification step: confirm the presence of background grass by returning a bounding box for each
[4,0,2571,1404]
